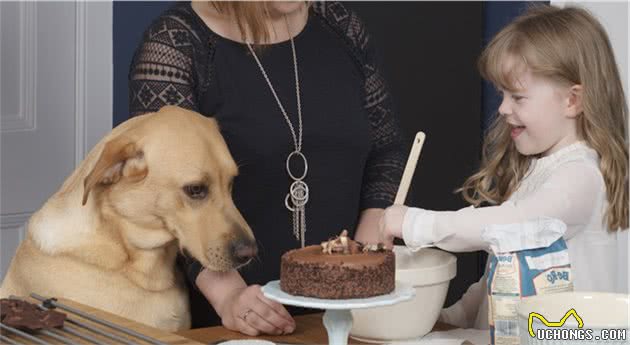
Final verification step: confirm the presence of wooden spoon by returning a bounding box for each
[394,131,425,205]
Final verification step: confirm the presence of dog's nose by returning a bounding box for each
[231,240,258,265]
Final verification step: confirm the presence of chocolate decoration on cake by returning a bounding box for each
[321,230,358,254]
[280,230,395,299]
[0,298,66,331]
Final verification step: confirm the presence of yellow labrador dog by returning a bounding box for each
[0,106,257,332]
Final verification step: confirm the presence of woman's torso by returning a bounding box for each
[190,4,373,326]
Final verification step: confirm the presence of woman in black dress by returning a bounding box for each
[129,1,404,336]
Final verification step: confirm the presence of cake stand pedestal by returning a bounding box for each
[262,281,414,345]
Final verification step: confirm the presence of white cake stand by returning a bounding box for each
[262,280,415,345]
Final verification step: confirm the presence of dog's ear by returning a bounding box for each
[82,136,148,205]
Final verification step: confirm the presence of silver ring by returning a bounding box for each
[241,309,253,322]
[290,180,309,202]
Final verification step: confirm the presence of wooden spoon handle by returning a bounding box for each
[394,131,425,205]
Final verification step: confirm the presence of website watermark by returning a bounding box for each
[528,309,627,341]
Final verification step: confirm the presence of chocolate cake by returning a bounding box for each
[0,299,66,331]
[280,231,395,299]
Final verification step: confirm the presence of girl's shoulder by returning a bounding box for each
[531,142,603,184]
[515,143,603,200]
[546,142,600,168]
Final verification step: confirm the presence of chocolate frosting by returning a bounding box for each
[280,244,395,299]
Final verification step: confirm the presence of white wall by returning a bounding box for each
[553,0,629,293]
[552,1,628,106]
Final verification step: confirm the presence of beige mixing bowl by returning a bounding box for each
[517,292,629,345]
[350,246,457,342]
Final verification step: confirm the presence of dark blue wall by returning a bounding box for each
[477,1,539,276]
[113,1,173,127]
[481,1,534,131]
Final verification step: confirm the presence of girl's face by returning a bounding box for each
[498,67,580,157]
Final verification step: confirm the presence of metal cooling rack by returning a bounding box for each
[0,293,170,345]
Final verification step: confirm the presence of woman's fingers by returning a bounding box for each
[255,288,294,322]
[241,308,283,335]
[378,213,387,243]
[255,294,295,334]
[378,213,394,249]
[232,285,292,335]
[236,315,260,336]
[380,205,406,247]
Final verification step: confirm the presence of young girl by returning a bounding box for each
[381,5,628,329]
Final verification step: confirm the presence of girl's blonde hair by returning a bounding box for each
[461,5,629,230]
[210,2,307,45]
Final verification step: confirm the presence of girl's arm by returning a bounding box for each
[401,160,603,252]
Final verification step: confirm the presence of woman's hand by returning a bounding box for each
[196,269,295,336]
[379,205,408,248]
[354,208,384,245]
[219,285,296,336]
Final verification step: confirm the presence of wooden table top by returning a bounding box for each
[0,297,471,344]
[177,313,463,344]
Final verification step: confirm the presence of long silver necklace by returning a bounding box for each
[246,17,308,248]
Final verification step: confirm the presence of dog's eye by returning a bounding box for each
[183,184,208,200]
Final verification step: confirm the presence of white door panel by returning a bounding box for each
[2,2,76,215]
[0,1,112,279]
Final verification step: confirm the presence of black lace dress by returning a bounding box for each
[128,1,404,327]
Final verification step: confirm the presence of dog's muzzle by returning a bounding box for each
[230,239,258,266]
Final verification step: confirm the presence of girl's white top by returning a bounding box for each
[402,141,629,329]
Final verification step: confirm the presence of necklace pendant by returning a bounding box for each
[298,205,306,248]
[286,192,307,247]
[285,151,309,247]
[247,23,308,248]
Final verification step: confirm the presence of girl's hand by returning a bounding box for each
[379,205,408,248]
[220,285,295,336]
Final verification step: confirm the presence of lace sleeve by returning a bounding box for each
[344,8,405,209]
[128,13,200,116]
